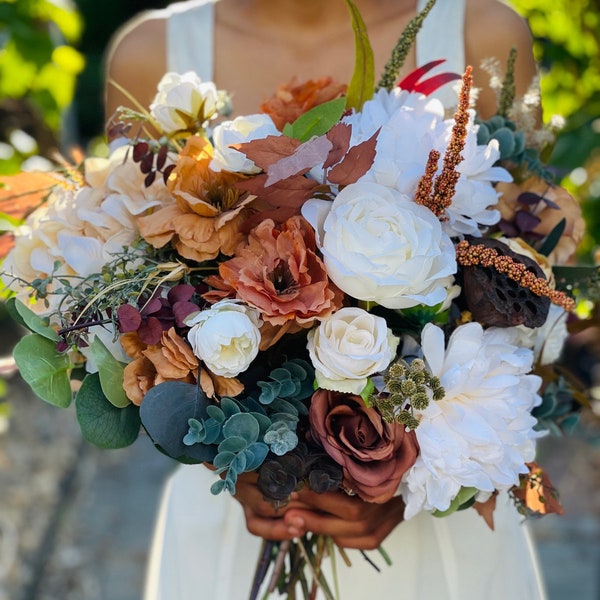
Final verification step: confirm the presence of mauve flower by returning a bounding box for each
[138,136,253,262]
[309,390,419,503]
[206,215,343,337]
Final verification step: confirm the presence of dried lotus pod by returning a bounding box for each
[460,236,550,327]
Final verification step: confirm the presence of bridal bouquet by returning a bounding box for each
[1,1,595,597]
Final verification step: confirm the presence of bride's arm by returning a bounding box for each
[104,13,168,124]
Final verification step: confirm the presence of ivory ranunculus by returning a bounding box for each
[302,182,457,309]
[150,71,220,134]
[210,114,279,174]
[185,300,261,377]
[307,307,399,394]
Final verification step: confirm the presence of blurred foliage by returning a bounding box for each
[509,0,600,256]
[0,0,85,174]
[0,0,85,130]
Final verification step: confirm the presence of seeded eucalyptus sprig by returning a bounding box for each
[377,0,438,91]
[371,358,445,429]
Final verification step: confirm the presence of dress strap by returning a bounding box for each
[416,0,466,107]
[165,0,216,80]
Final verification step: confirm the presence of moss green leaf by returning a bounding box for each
[75,373,140,449]
[13,333,72,407]
[344,0,375,110]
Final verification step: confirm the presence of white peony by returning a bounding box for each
[342,87,511,237]
[186,300,262,378]
[2,146,173,315]
[307,307,399,394]
[400,322,543,519]
[150,71,220,134]
[210,113,279,174]
[302,182,457,309]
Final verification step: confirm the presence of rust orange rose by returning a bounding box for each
[205,215,343,337]
[138,136,253,262]
[260,77,347,131]
[496,177,585,265]
[309,390,419,503]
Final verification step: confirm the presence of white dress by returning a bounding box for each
[144,1,548,598]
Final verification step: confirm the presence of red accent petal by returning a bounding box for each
[397,59,447,91]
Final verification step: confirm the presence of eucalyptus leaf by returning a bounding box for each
[220,396,241,419]
[8,298,60,341]
[75,373,140,449]
[218,435,248,454]
[13,334,72,407]
[139,381,216,463]
[230,452,247,474]
[210,479,227,495]
[214,451,236,469]
[244,442,269,471]
[222,412,260,443]
[90,336,130,408]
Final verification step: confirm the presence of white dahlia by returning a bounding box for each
[400,322,543,519]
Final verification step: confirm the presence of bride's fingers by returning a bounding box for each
[242,507,296,541]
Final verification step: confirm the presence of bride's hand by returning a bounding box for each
[284,488,405,550]
[232,472,405,550]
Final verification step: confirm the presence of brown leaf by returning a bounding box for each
[238,173,318,206]
[233,135,301,171]
[323,123,352,169]
[473,491,498,530]
[327,130,379,186]
[0,233,14,259]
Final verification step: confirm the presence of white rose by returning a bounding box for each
[210,114,279,174]
[150,71,219,134]
[307,307,399,394]
[185,300,262,377]
[302,182,457,310]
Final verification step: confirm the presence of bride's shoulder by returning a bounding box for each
[104,9,168,120]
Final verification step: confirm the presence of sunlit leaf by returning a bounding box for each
[13,334,72,407]
[90,336,130,408]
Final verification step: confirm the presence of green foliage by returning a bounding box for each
[75,372,140,449]
[89,336,130,408]
[0,0,84,131]
[282,98,347,142]
[344,0,375,110]
[6,298,60,341]
[177,359,315,494]
[509,1,600,253]
[12,333,72,407]
[433,487,478,517]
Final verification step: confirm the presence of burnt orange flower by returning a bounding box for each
[121,328,243,404]
[497,177,585,265]
[260,77,347,131]
[206,216,343,343]
[138,136,254,262]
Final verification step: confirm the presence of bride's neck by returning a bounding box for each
[217,0,418,40]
